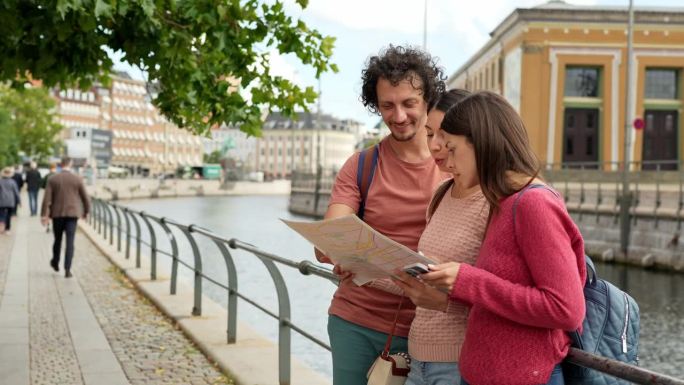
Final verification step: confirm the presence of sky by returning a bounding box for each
[114,0,681,130]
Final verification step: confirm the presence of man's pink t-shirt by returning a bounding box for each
[327,136,446,336]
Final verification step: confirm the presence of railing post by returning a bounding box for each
[88,198,94,226]
[123,207,132,259]
[97,199,104,234]
[229,239,291,385]
[94,199,100,228]
[614,167,621,225]
[213,240,239,343]
[104,202,114,244]
[313,163,322,217]
[101,199,108,238]
[632,163,640,226]
[155,218,179,295]
[654,163,662,228]
[129,211,143,268]
[678,160,683,230]
[140,213,158,280]
[180,225,203,316]
[113,204,123,252]
[92,199,99,232]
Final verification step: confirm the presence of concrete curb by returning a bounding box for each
[78,221,330,385]
[88,180,291,201]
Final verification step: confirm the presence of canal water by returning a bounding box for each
[124,195,683,380]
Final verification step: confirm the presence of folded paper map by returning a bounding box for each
[282,215,433,285]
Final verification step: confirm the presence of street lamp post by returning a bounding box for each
[313,78,322,216]
[619,0,635,255]
[290,119,295,177]
[423,0,428,50]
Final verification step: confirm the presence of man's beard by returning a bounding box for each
[390,131,417,142]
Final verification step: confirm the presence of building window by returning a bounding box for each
[645,69,678,99]
[564,67,600,97]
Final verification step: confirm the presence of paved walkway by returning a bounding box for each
[0,211,232,385]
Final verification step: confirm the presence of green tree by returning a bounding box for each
[0,84,63,164]
[0,108,20,167]
[203,149,222,164]
[0,0,337,136]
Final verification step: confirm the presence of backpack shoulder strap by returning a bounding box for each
[511,183,554,222]
[426,178,454,222]
[356,144,380,220]
[512,184,593,283]
[511,183,554,251]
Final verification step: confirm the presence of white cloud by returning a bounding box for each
[267,50,304,86]
[305,0,428,34]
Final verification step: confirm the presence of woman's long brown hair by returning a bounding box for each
[441,91,542,212]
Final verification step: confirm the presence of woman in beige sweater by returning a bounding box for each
[392,89,489,384]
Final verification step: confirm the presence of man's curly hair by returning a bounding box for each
[361,45,446,115]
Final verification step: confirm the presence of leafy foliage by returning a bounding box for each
[0,108,20,168]
[203,149,222,164]
[0,0,337,136]
[0,85,64,166]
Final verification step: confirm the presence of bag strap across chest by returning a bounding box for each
[356,144,379,221]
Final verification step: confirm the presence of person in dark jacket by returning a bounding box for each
[41,163,57,189]
[41,157,90,277]
[10,165,23,217]
[41,163,57,232]
[11,165,24,191]
[0,167,21,234]
[25,161,42,216]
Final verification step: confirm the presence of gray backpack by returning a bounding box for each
[563,256,640,385]
[513,184,640,385]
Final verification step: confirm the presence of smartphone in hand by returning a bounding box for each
[403,262,429,277]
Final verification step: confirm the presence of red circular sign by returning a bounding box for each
[633,118,645,130]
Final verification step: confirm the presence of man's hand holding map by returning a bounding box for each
[282,215,433,285]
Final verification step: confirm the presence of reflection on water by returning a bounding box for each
[123,195,684,380]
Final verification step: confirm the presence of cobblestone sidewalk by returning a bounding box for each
[68,231,234,385]
[1,213,235,385]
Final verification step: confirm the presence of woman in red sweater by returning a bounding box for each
[420,91,587,385]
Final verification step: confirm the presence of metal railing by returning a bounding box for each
[544,160,684,229]
[90,197,337,385]
[88,197,684,385]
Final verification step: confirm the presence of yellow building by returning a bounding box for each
[448,1,684,170]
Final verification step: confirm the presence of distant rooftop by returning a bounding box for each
[532,0,684,13]
[491,0,684,39]
[448,0,684,82]
[262,111,355,132]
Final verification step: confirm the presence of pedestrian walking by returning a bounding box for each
[0,167,20,235]
[25,161,42,216]
[41,163,57,233]
[10,165,23,217]
[41,157,91,278]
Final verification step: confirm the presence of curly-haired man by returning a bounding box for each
[315,45,447,384]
